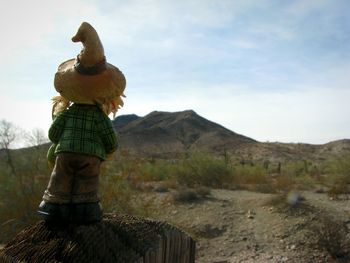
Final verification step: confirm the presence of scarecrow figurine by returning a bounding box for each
[38,22,126,223]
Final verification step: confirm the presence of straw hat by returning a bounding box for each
[53,22,126,116]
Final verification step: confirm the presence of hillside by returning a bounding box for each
[113,110,350,162]
[113,110,255,157]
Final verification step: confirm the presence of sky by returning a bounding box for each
[0,0,349,144]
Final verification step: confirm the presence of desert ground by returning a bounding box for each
[1,188,349,262]
[149,188,350,263]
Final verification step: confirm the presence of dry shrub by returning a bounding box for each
[273,175,295,192]
[311,215,350,261]
[172,188,200,203]
[176,153,233,188]
[233,165,268,185]
[233,165,274,192]
[253,183,277,193]
[195,186,211,198]
[161,178,178,190]
[0,171,47,243]
[99,166,158,217]
[271,174,317,194]
[172,186,211,203]
[327,176,350,199]
[139,160,174,182]
[153,184,169,193]
[100,173,134,214]
[323,155,350,198]
[130,194,158,218]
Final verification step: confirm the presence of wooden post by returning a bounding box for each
[0,214,195,263]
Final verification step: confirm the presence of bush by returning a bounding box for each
[99,161,158,217]
[273,175,295,192]
[322,155,350,198]
[0,169,48,243]
[195,186,211,197]
[99,172,134,214]
[233,165,268,185]
[311,215,350,261]
[139,160,174,182]
[172,187,200,203]
[176,153,233,188]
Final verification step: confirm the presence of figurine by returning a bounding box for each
[38,22,126,223]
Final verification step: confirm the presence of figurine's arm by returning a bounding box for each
[48,112,66,144]
[98,115,118,155]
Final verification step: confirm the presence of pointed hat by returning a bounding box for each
[53,22,126,115]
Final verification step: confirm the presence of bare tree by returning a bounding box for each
[0,119,17,175]
[25,128,49,148]
[24,128,49,172]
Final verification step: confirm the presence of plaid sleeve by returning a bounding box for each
[97,114,118,154]
[48,112,66,144]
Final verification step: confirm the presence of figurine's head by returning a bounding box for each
[53,22,126,117]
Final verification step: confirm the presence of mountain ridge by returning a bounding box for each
[112,110,350,161]
[1,110,348,163]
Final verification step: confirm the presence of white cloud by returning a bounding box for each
[252,24,297,41]
[287,0,331,16]
[229,38,258,49]
[0,0,348,145]
[121,82,350,144]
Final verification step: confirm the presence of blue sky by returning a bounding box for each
[0,0,349,144]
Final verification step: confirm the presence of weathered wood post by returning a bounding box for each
[0,214,195,263]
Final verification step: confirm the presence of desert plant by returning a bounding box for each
[195,186,211,198]
[99,161,159,217]
[282,160,312,177]
[100,172,134,214]
[172,187,200,203]
[0,169,47,243]
[139,159,174,182]
[0,137,51,243]
[176,153,233,188]
[311,215,350,261]
[322,155,350,198]
[233,165,267,185]
[273,175,295,192]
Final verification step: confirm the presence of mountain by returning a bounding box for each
[113,114,140,130]
[112,110,350,162]
[113,110,255,157]
[1,110,347,163]
[232,139,350,163]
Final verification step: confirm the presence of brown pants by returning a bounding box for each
[43,153,102,204]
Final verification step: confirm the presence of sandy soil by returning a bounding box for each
[153,189,350,263]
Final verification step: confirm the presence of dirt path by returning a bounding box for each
[153,189,350,263]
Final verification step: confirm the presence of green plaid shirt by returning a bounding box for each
[49,104,118,160]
